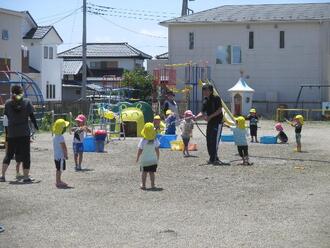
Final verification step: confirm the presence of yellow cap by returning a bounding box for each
[141,122,156,140]
[235,116,246,129]
[249,108,256,113]
[53,119,70,135]
[154,115,161,120]
[165,110,172,115]
[294,115,304,125]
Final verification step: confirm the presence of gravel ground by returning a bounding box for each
[0,120,329,248]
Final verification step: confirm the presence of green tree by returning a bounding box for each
[122,69,153,102]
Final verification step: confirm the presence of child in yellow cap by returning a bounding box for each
[287,115,304,152]
[247,108,259,143]
[228,116,252,165]
[136,122,160,190]
[53,119,69,188]
[153,115,165,134]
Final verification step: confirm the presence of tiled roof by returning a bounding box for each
[155,52,168,59]
[63,60,82,75]
[161,3,330,25]
[23,26,52,39]
[58,43,152,59]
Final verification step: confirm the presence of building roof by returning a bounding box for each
[228,77,254,93]
[23,26,63,42]
[58,43,152,59]
[0,8,37,28]
[63,60,83,75]
[155,52,169,60]
[161,3,330,25]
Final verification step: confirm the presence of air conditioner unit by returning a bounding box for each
[321,102,330,116]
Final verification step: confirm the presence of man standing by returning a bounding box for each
[195,84,224,165]
[0,85,38,182]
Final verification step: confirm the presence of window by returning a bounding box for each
[189,32,194,50]
[75,89,81,95]
[216,45,241,64]
[46,84,56,99]
[44,46,48,59]
[90,61,118,69]
[2,30,8,40]
[279,31,285,49]
[49,47,53,59]
[249,31,254,49]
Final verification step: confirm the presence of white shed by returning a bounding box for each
[228,76,254,116]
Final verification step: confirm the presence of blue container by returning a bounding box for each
[260,136,277,144]
[157,134,177,148]
[95,140,105,152]
[221,134,234,142]
[95,134,107,141]
[83,136,96,152]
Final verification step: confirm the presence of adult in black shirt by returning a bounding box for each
[195,84,224,165]
[0,85,38,182]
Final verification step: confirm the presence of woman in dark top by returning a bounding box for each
[0,85,38,182]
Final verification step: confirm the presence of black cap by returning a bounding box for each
[202,84,213,93]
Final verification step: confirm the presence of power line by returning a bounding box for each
[87,10,164,21]
[50,8,82,25]
[87,2,178,15]
[96,14,167,39]
[36,7,82,21]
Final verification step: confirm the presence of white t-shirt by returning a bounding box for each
[138,138,160,167]
[53,135,65,160]
[180,120,194,138]
[2,115,8,127]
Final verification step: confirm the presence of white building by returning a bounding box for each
[0,8,63,101]
[160,3,330,109]
[147,52,169,74]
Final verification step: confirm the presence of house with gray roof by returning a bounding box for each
[58,42,152,101]
[0,7,63,102]
[160,3,330,112]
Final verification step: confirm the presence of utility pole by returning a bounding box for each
[81,0,87,100]
[181,0,194,16]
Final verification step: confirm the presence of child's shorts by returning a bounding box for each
[250,126,257,136]
[73,142,84,154]
[181,136,190,147]
[55,159,66,171]
[140,164,157,172]
[237,145,248,158]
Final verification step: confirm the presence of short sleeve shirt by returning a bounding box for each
[230,127,248,146]
[138,139,160,167]
[247,115,258,126]
[53,135,65,160]
[4,98,34,138]
[202,95,223,125]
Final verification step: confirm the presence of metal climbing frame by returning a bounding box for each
[184,65,211,114]
[88,103,125,141]
[0,71,45,122]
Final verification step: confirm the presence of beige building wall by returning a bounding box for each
[168,22,324,103]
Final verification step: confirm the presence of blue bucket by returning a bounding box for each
[221,134,234,142]
[83,136,96,152]
[260,136,277,144]
[157,134,177,148]
[95,140,105,152]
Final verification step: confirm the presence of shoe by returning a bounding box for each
[207,160,214,164]
[22,177,33,183]
[75,166,82,171]
[0,176,6,182]
[16,173,23,179]
[213,160,230,166]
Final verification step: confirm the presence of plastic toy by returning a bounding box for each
[157,134,177,148]
[260,136,277,144]
[121,107,145,137]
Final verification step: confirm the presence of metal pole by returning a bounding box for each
[81,0,87,100]
[181,0,188,16]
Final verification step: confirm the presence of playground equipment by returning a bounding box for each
[0,71,45,119]
[228,73,255,116]
[121,107,144,137]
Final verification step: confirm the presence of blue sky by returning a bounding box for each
[0,0,328,57]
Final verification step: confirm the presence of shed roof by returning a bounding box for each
[58,43,152,59]
[161,3,330,25]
